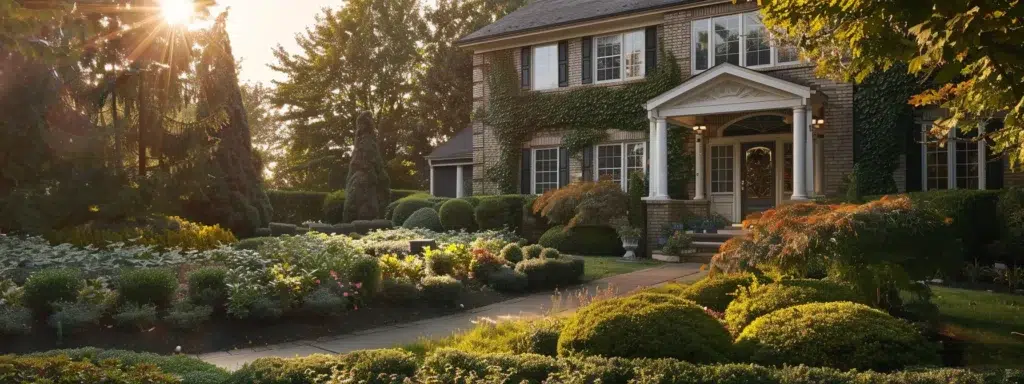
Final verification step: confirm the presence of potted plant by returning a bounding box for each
[662,231,696,256]
[616,225,643,260]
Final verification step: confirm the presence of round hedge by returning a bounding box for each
[557,293,732,362]
[439,199,477,231]
[392,199,435,227]
[474,198,507,230]
[402,208,443,232]
[522,244,544,260]
[724,279,864,335]
[500,243,524,264]
[538,225,623,256]
[680,274,758,313]
[735,302,940,371]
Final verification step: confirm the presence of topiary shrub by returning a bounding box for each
[474,196,526,231]
[499,243,524,264]
[117,268,178,308]
[679,274,758,313]
[343,112,391,222]
[22,268,84,315]
[187,266,228,307]
[439,199,476,231]
[321,190,347,223]
[228,349,416,384]
[402,208,443,231]
[348,255,382,296]
[724,279,865,335]
[332,223,357,235]
[538,225,623,256]
[420,275,463,306]
[450,319,563,357]
[514,258,584,290]
[540,248,560,259]
[522,244,544,260]
[557,293,732,362]
[735,301,940,371]
[470,251,509,284]
[379,278,420,304]
[392,199,434,227]
[487,268,529,293]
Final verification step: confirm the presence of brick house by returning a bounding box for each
[429,0,1010,244]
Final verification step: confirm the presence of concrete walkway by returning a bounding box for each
[198,262,706,370]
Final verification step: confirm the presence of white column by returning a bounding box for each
[979,122,987,190]
[791,106,808,200]
[648,119,659,198]
[429,161,435,196]
[804,105,815,197]
[656,118,670,199]
[694,131,705,200]
[455,165,465,198]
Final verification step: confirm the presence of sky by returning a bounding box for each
[214,0,437,86]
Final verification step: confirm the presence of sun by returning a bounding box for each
[160,0,194,26]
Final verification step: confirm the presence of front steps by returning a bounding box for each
[652,226,745,264]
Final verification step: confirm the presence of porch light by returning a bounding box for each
[812,118,825,128]
[692,125,708,133]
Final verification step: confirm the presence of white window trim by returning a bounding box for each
[532,44,559,91]
[593,142,647,190]
[532,147,560,194]
[594,29,646,84]
[709,144,735,194]
[919,122,986,191]
[690,11,801,74]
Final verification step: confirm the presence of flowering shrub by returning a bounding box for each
[532,181,629,229]
[423,244,473,279]
[715,196,959,309]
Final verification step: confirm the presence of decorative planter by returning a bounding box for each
[621,238,640,260]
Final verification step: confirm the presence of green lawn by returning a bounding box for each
[574,255,660,281]
[931,286,1024,367]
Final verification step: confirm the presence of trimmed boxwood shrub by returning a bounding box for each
[268,222,297,236]
[538,225,624,256]
[901,190,1001,264]
[422,349,561,384]
[30,347,229,384]
[470,252,509,283]
[391,199,435,227]
[557,293,732,362]
[379,279,420,303]
[679,273,758,313]
[266,190,328,225]
[438,199,476,231]
[488,268,529,293]
[390,189,427,201]
[117,268,178,307]
[724,279,864,335]
[0,355,179,383]
[475,195,526,230]
[540,248,560,259]
[321,190,346,223]
[500,243,524,263]
[332,223,357,235]
[735,302,941,371]
[348,256,382,295]
[22,268,84,315]
[522,244,544,260]
[514,258,584,290]
[234,236,275,250]
[402,208,443,231]
[420,275,463,306]
[228,349,417,384]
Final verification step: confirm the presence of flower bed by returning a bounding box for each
[0,228,580,354]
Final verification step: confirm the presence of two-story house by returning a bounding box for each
[427,0,1013,243]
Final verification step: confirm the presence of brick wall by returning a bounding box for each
[646,199,710,249]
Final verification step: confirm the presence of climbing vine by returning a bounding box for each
[482,50,684,193]
[850,63,922,196]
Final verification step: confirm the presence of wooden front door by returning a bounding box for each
[741,142,776,216]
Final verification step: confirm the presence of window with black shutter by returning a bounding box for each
[581,37,593,84]
[645,26,658,74]
[558,41,569,87]
[521,47,531,89]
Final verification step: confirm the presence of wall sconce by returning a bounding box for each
[692,125,708,133]
[812,118,825,129]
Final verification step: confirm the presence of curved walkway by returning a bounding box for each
[198,262,706,370]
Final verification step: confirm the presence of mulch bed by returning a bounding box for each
[0,290,512,355]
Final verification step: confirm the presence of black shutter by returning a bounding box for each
[645,26,658,74]
[521,149,532,194]
[521,47,531,89]
[558,147,569,187]
[581,36,593,84]
[581,146,594,181]
[557,41,569,87]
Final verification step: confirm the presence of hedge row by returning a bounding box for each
[267,189,427,225]
[394,195,552,242]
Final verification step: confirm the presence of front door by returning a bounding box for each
[741,142,776,216]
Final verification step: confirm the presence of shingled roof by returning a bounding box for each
[427,127,473,161]
[459,0,701,44]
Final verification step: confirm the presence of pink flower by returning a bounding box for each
[353,305,358,311]
[330,270,338,279]
[354,282,363,289]
[315,279,321,285]
[343,292,350,297]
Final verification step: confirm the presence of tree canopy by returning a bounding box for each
[758,0,1024,166]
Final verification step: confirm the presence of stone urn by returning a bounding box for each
[621,236,640,260]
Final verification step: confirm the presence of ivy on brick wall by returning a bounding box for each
[850,64,921,197]
[481,50,685,193]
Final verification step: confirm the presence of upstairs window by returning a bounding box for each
[692,11,800,72]
[532,44,559,90]
[595,29,645,83]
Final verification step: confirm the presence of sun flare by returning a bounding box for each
[160,0,194,25]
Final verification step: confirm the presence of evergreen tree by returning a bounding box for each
[186,12,272,236]
[343,111,391,222]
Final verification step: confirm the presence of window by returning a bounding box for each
[713,14,741,66]
[532,44,558,90]
[594,142,646,190]
[533,148,559,194]
[710,145,734,193]
[691,11,801,72]
[594,30,645,83]
[922,123,983,191]
[743,13,771,67]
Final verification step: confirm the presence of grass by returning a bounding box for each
[931,286,1024,368]
[575,255,659,281]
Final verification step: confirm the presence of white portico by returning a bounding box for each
[644,63,827,222]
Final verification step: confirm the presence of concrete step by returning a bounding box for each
[690,232,739,242]
[693,241,724,251]
[652,252,714,264]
